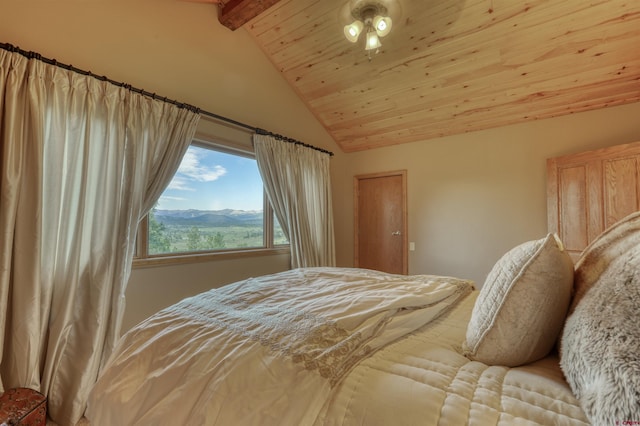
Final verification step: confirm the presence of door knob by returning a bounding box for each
[392,231,401,236]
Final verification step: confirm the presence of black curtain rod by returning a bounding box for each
[0,42,333,157]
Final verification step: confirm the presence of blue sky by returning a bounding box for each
[157,145,264,211]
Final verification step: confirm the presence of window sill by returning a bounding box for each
[132,246,290,269]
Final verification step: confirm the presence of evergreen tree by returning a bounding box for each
[213,231,226,248]
[187,226,202,251]
[149,209,171,253]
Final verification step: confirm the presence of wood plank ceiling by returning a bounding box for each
[219,0,640,153]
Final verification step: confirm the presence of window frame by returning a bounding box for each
[133,138,289,268]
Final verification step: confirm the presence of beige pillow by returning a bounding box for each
[463,233,574,367]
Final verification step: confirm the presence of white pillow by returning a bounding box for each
[560,212,640,424]
[463,233,574,367]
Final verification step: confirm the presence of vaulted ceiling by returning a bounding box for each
[208,0,640,153]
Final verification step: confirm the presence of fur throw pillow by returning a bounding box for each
[560,220,640,424]
[570,211,640,313]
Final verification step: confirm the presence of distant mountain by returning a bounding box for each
[153,209,263,227]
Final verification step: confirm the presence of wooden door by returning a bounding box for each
[354,171,407,274]
[547,140,640,260]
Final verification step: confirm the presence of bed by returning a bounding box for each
[85,212,640,425]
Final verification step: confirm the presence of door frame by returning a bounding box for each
[354,170,408,274]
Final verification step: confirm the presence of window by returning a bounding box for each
[135,141,288,264]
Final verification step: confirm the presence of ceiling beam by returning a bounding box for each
[219,0,283,31]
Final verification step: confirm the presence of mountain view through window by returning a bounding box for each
[148,144,287,255]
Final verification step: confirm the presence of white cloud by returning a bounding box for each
[166,176,195,191]
[160,195,188,201]
[170,149,227,191]
[174,150,227,183]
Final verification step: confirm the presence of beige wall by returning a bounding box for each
[333,102,640,285]
[3,0,640,329]
[0,0,338,154]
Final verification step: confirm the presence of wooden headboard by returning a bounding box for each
[547,140,640,261]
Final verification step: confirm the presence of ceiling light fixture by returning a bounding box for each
[340,0,400,59]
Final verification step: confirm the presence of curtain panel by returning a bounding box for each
[0,49,199,425]
[253,134,335,268]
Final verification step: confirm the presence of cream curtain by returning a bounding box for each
[253,134,335,268]
[0,49,199,425]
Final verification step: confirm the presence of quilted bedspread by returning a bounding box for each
[316,293,590,426]
[86,267,473,425]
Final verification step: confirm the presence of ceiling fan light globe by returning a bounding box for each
[365,31,382,50]
[344,20,364,42]
[373,15,392,37]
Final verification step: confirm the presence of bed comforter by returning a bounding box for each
[87,267,589,425]
[86,267,473,425]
